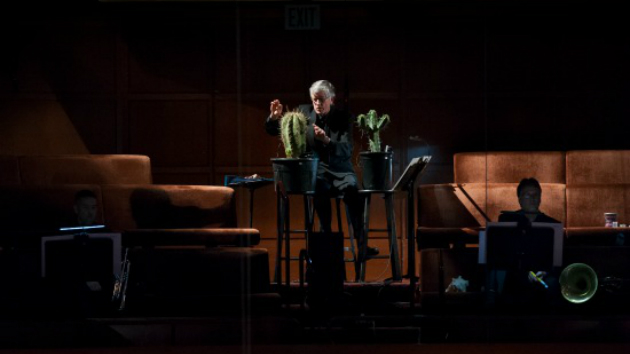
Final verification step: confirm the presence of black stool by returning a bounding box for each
[311,194,358,269]
[274,185,356,307]
[273,184,314,292]
[356,189,402,282]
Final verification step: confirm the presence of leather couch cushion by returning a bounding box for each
[19,154,152,185]
[102,185,237,231]
[454,151,566,184]
[566,185,630,227]
[567,150,630,185]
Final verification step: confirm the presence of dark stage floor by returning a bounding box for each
[3,279,630,351]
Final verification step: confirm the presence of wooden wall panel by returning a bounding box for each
[0,100,89,155]
[0,25,54,94]
[556,24,630,93]
[214,98,285,167]
[404,25,484,94]
[401,97,485,183]
[128,100,210,168]
[557,95,630,151]
[486,31,560,94]
[486,95,563,151]
[213,24,238,94]
[126,23,212,94]
[45,23,117,94]
[1,22,116,95]
[239,27,309,95]
[346,29,403,94]
[63,99,118,154]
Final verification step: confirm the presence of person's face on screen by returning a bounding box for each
[518,185,541,213]
[75,197,98,226]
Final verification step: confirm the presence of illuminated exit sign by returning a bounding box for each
[285,4,320,30]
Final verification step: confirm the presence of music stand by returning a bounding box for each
[393,156,432,192]
[394,156,431,308]
[224,175,274,227]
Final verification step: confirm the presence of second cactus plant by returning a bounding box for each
[356,109,391,152]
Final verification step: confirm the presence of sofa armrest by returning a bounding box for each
[565,227,629,246]
[122,228,260,247]
[417,227,480,249]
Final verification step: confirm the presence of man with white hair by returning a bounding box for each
[266,80,379,262]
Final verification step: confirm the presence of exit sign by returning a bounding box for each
[285,4,320,30]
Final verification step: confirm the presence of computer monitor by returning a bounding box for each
[479,222,563,269]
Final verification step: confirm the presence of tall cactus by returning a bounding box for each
[280,110,309,158]
[356,109,391,152]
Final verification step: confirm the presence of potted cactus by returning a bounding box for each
[356,109,393,190]
[271,110,318,193]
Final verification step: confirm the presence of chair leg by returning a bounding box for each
[283,195,291,294]
[274,192,283,284]
[335,198,354,281]
[298,248,308,310]
[356,193,372,282]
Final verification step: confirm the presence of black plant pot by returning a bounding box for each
[271,158,319,193]
[359,151,393,191]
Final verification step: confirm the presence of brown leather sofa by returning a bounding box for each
[0,154,273,316]
[417,150,630,311]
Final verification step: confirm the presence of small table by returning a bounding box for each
[224,175,274,228]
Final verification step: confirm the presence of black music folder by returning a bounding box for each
[41,233,121,280]
[479,222,563,269]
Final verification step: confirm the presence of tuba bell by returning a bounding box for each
[559,263,598,304]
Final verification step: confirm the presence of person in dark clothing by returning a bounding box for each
[498,177,560,224]
[265,79,378,259]
[74,189,99,227]
[487,177,562,310]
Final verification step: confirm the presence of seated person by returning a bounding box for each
[498,177,560,225]
[61,189,108,232]
[486,177,561,310]
[74,189,99,227]
[265,80,378,258]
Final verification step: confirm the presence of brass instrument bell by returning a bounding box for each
[559,263,598,304]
